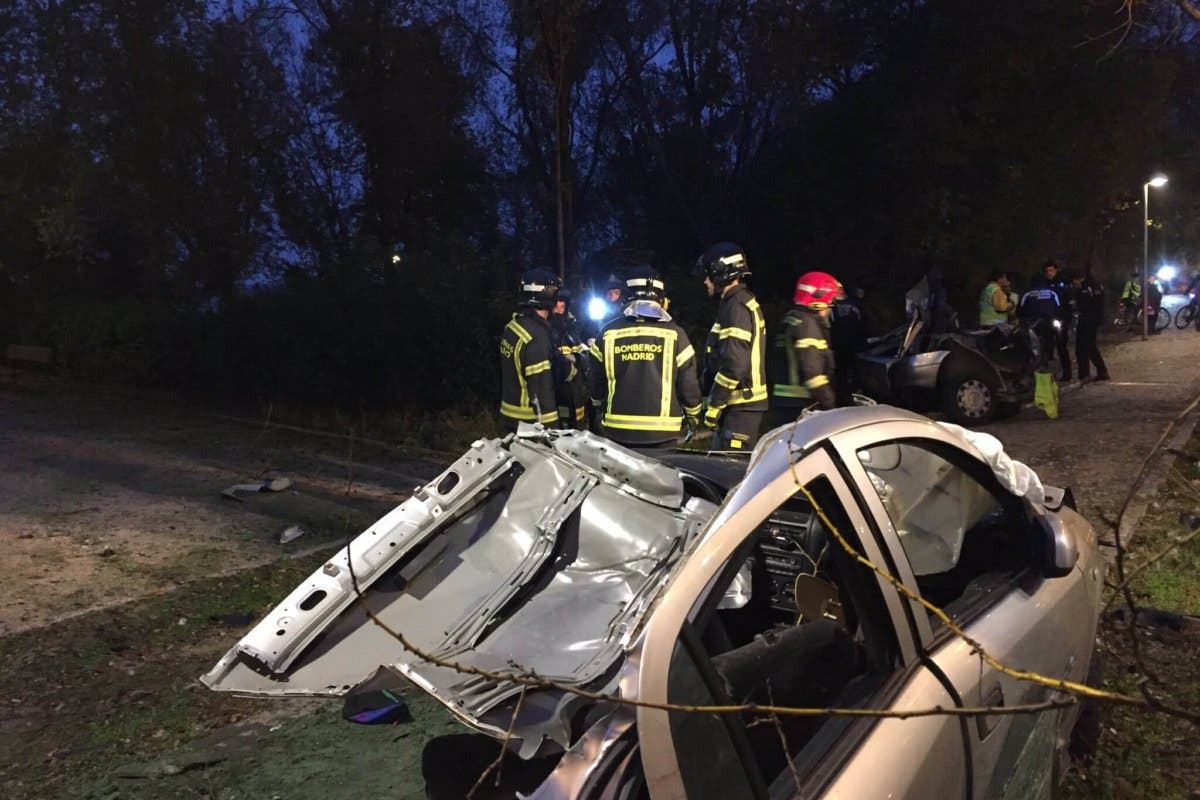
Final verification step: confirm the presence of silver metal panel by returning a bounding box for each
[893,350,949,390]
[203,430,715,751]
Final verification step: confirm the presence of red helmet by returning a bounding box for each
[793,271,844,308]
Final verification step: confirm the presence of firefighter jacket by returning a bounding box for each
[550,312,589,428]
[499,310,559,429]
[703,285,768,424]
[586,301,703,446]
[771,306,836,410]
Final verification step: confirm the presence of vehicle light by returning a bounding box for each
[1052,319,1062,331]
[1157,265,1178,281]
[587,296,607,321]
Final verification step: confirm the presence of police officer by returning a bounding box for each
[1043,261,1073,380]
[1071,271,1110,381]
[1020,276,1061,373]
[550,289,589,429]
[499,269,561,430]
[586,266,702,449]
[768,271,843,429]
[697,243,768,451]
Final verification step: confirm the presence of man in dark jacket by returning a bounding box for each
[550,290,589,429]
[1020,276,1061,373]
[1071,271,1109,381]
[499,269,561,430]
[767,271,844,430]
[587,267,702,449]
[830,285,865,406]
[697,243,768,451]
[1043,261,1073,379]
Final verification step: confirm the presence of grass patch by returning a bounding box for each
[0,552,329,798]
[1062,432,1200,799]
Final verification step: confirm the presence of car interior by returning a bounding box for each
[856,441,1033,615]
[663,477,905,797]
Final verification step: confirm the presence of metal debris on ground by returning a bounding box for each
[278,525,305,544]
[220,476,292,501]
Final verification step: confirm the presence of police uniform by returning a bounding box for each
[588,300,702,448]
[703,285,768,450]
[499,310,559,430]
[767,305,836,429]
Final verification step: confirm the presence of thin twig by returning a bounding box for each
[467,688,527,799]
[766,682,803,799]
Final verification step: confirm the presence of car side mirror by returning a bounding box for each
[1037,514,1078,578]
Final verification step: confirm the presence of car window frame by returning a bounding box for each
[829,423,1038,651]
[635,446,921,800]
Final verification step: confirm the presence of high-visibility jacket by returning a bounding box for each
[771,306,836,410]
[703,286,768,421]
[499,311,559,429]
[1121,280,1142,301]
[978,282,1011,327]
[586,302,702,446]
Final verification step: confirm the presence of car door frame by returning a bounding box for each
[634,444,968,800]
[828,421,1081,799]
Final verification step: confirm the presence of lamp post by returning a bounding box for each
[1143,175,1168,340]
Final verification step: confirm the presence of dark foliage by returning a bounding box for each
[1,0,1197,411]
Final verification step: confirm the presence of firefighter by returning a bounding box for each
[499,269,561,431]
[767,271,843,430]
[586,266,703,450]
[550,290,589,429]
[697,242,768,451]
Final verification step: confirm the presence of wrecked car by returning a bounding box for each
[204,406,1104,799]
[856,274,1038,426]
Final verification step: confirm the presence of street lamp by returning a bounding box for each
[1143,174,1168,340]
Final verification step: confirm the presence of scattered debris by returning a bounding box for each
[220,476,292,501]
[278,525,305,544]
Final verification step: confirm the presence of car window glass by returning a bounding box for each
[857,441,1030,615]
[665,477,902,795]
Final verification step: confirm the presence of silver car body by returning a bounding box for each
[204,406,1104,799]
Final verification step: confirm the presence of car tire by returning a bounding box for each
[939,365,999,426]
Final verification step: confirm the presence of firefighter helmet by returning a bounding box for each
[519,269,561,310]
[696,242,750,289]
[793,271,844,309]
[624,265,666,304]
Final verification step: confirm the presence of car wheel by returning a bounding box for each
[939,367,998,426]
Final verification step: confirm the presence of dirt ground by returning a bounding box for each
[3,313,1200,800]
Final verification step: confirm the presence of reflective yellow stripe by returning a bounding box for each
[727,387,769,404]
[537,410,558,424]
[795,338,828,349]
[575,407,586,422]
[805,374,830,389]
[559,346,574,356]
[675,344,695,367]
[603,413,682,432]
[774,385,812,398]
[714,372,739,390]
[515,340,528,408]
[710,323,721,333]
[524,360,551,376]
[718,326,753,341]
[506,318,532,344]
[500,401,537,420]
[729,439,743,449]
[589,343,603,360]
[683,404,702,416]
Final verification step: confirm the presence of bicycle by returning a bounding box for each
[1175,292,1198,329]
[1114,302,1170,332]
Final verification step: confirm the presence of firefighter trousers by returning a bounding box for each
[712,409,764,451]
